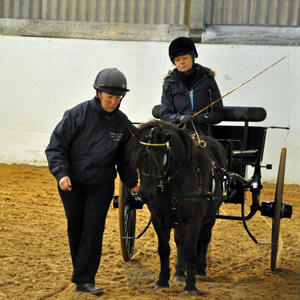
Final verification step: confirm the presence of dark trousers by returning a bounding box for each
[58,181,114,284]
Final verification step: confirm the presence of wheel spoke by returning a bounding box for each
[118,180,136,261]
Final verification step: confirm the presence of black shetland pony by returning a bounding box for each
[127,120,226,295]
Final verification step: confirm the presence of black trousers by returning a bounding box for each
[58,181,114,284]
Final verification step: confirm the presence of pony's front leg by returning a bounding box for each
[153,224,171,289]
[195,217,216,277]
[174,227,186,282]
[184,228,201,295]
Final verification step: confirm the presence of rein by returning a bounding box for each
[157,165,185,192]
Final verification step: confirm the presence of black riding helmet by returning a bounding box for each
[169,37,198,63]
[93,68,129,96]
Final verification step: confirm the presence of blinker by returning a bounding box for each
[163,154,167,165]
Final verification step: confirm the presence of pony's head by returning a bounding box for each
[127,120,197,201]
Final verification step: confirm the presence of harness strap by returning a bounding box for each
[171,197,178,228]
[169,162,222,202]
[173,191,222,202]
[212,161,231,197]
[198,166,222,201]
[173,190,212,200]
[197,168,203,189]
[167,162,224,227]
[170,190,221,227]
[158,165,183,192]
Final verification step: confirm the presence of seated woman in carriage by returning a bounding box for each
[160,36,224,136]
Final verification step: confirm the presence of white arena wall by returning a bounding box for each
[0,35,299,184]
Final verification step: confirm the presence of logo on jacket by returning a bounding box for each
[110,132,123,142]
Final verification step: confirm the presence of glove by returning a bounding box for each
[178,115,193,125]
[192,113,206,125]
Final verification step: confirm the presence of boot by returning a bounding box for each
[76,283,103,295]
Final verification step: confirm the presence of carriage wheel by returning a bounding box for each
[118,180,136,261]
[271,148,286,271]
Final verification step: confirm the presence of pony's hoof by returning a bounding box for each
[154,280,169,290]
[184,289,198,296]
[154,284,169,290]
[174,275,186,282]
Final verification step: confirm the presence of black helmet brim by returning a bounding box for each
[94,84,129,96]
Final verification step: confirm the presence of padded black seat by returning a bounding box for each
[222,106,266,122]
[152,105,267,122]
[152,105,161,119]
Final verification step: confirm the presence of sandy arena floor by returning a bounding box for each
[0,164,299,299]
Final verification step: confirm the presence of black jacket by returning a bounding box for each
[160,64,223,135]
[45,97,137,188]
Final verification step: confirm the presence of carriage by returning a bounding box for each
[113,105,293,294]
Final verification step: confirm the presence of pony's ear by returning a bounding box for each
[178,129,194,154]
[157,123,173,143]
[166,133,173,142]
[128,123,142,139]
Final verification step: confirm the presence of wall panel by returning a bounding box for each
[204,0,299,26]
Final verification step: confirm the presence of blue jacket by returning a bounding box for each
[160,64,223,135]
[45,97,138,188]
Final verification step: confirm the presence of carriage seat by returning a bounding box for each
[151,105,267,122]
[221,106,266,122]
[219,106,266,159]
[151,105,267,164]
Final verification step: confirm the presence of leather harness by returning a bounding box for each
[138,128,225,227]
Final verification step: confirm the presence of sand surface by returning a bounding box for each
[0,164,299,299]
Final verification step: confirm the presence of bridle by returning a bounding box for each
[138,127,185,192]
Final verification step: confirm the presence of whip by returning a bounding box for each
[193,41,297,118]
